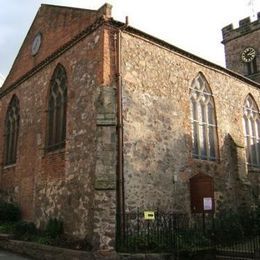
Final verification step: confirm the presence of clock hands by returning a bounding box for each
[241,47,256,63]
[248,49,255,56]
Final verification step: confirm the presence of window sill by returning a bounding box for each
[3,164,16,170]
[192,155,219,164]
[45,142,65,154]
[248,166,260,173]
[43,147,65,158]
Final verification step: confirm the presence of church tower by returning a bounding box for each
[222,13,260,83]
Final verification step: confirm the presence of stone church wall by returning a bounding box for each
[121,32,260,214]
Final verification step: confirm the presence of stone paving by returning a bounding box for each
[0,250,30,260]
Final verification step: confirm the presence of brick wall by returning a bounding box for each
[0,25,106,242]
[3,4,110,88]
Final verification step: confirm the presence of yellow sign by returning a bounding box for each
[144,211,155,220]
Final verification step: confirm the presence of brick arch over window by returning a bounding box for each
[189,72,218,160]
[4,95,20,165]
[243,94,260,167]
[46,64,67,151]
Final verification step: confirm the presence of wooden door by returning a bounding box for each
[190,173,214,213]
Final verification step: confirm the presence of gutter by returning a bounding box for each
[114,16,128,239]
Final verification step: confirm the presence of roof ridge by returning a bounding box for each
[40,3,97,13]
[108,19,260,88]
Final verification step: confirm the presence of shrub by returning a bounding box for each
[36,235,53,245]
[15,221,37,239]
[0,222,16,233]
[0,201,21,222]
[214,210,244,243]
[45,218,63,239]
[176,229,211,251]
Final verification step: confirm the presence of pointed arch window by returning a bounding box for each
[46,64,67,151]
[189,73,218,161]
[243,95,260,168]
[4,95,20,165]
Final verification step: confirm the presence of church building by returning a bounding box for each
[0,3,260,251]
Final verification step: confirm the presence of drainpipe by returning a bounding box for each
[114,17,128,239]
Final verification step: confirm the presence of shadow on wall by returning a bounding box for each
[124,131,260,214]
[216,133,258,212]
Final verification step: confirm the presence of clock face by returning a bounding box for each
[241,47,256,63]
[31,33,42,56]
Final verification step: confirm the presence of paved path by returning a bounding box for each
[0,250,30,259]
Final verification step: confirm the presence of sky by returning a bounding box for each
[0,0,260,83]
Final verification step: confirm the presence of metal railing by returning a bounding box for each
[116,209,260,258]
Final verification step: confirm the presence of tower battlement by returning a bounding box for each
[222,12,260,43]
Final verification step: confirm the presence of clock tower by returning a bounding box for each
[222,13,260,83]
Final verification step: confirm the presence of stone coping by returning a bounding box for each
[0,236,95,260]
[0,236,177,259]
[0,237,218,260]
[0,233,15,240]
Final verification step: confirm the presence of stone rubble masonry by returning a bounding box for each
[93,85,117,251]
[120,31,260,214]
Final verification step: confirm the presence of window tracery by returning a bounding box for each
[47,64,67,151]
[243,95,260,167]
[190,73,218,160]
[5,95,20,165]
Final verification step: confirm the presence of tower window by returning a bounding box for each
[246,58,257,75]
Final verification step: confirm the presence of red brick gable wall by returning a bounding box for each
[0,24,105,227]
[3,4,111,88]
